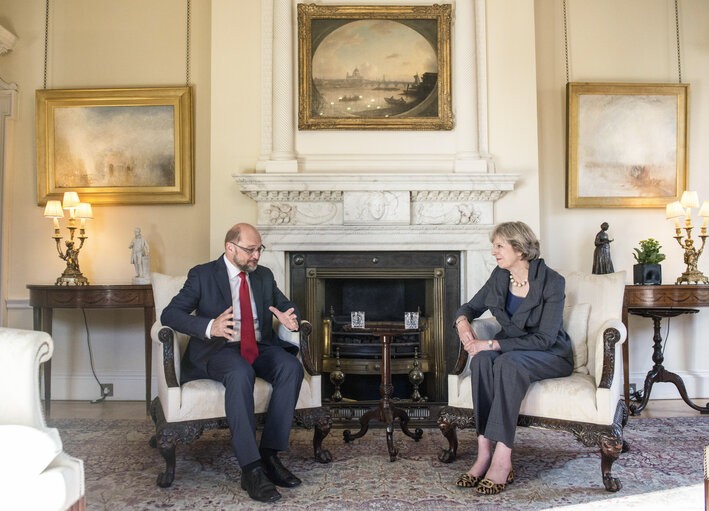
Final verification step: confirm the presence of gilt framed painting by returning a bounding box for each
[36,87,194,205]
[566,82,687,208]
[297,4,452,130]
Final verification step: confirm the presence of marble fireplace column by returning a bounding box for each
[454,0,490,173]
[267,0,297,173]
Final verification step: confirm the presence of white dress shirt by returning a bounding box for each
[205,255,261,341]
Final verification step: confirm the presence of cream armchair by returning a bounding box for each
[438,270,629,492]
[0,327,85,511]
[148,273,332,488]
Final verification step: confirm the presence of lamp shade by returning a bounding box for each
[75,203,93,219]
[665,201,685,219]
[680,190,699,208]
[43,200,64,218]
[699,201,709,218]
[62,192,80,209]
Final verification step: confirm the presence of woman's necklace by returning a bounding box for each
[509,273,528,287]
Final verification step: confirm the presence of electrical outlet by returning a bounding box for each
[629,383,636,395]
[100,383,113,397]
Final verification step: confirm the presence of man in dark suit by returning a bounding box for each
[161,223,303,503]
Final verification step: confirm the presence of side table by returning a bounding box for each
[343,326,424,461]
[627,307,708,415]
[622,285,709,410]
[27,284,155,416]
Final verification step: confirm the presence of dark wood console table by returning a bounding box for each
[622,285,709,414]
[28,284,155,417]
[342,326,424,461]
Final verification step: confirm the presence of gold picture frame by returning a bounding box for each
[567,82,688,208]
[298,4,453,130]
[36,87,194,205]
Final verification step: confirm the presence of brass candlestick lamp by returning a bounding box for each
[43,192,93,286]
[665,191,709,284]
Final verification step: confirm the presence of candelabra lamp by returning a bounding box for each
[665,191,709,285]
[43,192,93,286]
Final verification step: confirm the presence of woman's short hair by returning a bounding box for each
[490,221,540,261]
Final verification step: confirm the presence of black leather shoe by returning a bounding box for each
[240,465,281,502]
[261,454,302,487]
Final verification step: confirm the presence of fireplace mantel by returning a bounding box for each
[234,172,518,297]
[234,172,518,229]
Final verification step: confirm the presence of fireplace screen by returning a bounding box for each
[289,251,460,404]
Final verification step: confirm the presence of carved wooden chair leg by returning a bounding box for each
[295,407,333,463]
[313,414,333,463]
[156,443,177,488]
[437,417,459,463]
[599,433,623,492]
[620,400,630,453]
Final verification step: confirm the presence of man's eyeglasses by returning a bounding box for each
[229,242,266,255]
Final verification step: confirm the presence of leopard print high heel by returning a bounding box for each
[475,468,515,495]
[455,473,482,488]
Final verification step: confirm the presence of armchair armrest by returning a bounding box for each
[592,319,627,389]
[450,317,502,376]
[298,321,318,376]
[151,323,180,388]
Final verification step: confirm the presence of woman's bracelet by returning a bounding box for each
[455,317,467,326]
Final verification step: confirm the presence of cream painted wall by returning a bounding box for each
[1,0,704,402]
[209,0,260,257]
[486,0,541,236]
[536,0,709,399]
[0,0,211,400]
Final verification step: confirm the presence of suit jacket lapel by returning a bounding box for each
[214,256,233,308]
[510,259,544,330]
[250,269,266,330]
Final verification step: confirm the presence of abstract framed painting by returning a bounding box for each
[566,82,688,208]
[36,87,193,205]
[297,3,452,130]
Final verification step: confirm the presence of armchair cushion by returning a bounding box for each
[564,302,590,374]
[0,425,62,477]
[0,327,85,511]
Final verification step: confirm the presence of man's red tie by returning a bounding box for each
[238,272,258,363]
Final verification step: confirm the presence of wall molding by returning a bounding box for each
[43,370,157,401]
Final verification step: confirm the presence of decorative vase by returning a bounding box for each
[633,264,662,285]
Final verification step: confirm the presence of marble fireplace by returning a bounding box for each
[235,172,518,414]
[230,0,519,418]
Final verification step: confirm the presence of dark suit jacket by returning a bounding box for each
[456,258,573,362]
[161,255,300,381]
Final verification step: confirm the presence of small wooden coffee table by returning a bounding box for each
[343,325,424,461]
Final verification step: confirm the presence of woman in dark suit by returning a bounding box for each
[454,221,573,495]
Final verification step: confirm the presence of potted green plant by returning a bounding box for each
[632,238,665,285]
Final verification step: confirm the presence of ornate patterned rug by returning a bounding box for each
[51,416,707,510]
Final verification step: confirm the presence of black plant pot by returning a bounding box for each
[633,264,662,285]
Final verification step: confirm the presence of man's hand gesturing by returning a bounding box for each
[211,306,235,341]
[269,306,299,331]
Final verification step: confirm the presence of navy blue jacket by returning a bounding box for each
[456,258,573,362]
[161,255,300,380]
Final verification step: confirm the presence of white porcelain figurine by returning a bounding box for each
[129,227,151,284]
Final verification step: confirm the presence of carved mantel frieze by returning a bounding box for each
[235,172,518,228]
